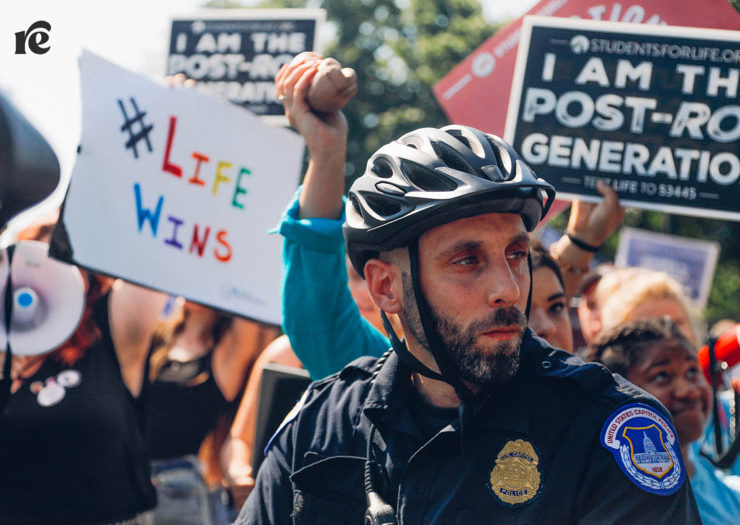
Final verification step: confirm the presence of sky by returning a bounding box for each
[0,0,539,227]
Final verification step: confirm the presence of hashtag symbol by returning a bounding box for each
[117,97,154,159]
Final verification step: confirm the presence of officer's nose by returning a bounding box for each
[485,258,521,307]
[529,306,553,340]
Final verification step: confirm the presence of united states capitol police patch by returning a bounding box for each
[489,439,541,506]
[600,403,685,495]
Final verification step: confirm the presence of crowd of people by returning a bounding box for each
[1,48,739,525]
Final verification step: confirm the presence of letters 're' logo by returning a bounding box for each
[569,35,589,54]
[15,21,51,55]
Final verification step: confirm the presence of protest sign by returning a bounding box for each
[50,51,304,325]
[615,227,720,308]
[505,17,740,221]
[434,0,740,136]
[167,9,325,122]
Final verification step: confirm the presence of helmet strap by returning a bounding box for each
[525,251,533,320]
[380,311,444,381]
[407,240,477,405]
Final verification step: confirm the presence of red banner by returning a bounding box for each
[434,0,740,136]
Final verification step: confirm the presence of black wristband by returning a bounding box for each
[567,233,601,253]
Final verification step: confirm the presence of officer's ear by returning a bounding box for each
[364,258,403,314]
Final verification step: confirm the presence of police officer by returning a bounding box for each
[237,125,700,524]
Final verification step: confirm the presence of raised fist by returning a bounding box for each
[306,57,358,113]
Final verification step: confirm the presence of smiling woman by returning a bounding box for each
[587,318,740,525]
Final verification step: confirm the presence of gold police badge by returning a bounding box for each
[490,439,541,505]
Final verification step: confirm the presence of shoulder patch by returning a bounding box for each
[264,389,309,456]
[600,403,685,496]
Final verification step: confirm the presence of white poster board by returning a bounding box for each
[615,227,720,308]
[51,51,304,325]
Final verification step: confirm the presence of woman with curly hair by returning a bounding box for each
[588,318,740,525]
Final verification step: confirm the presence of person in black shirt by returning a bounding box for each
[147,300,277,525]
[0,220,167,524]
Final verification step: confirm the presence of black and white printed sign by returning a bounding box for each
[167,9,325,121]
[506,16,740,221]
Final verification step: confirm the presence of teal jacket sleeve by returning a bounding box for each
[277,187,389,380]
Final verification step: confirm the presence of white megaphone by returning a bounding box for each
[0,241,85,356]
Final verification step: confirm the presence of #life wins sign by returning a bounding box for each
[53,51,304,324]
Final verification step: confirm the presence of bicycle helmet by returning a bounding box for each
[344,125,555,276]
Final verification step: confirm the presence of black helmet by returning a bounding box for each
[344,125,555,276]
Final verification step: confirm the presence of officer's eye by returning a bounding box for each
[506,250,528,261]
[453,255,479,266]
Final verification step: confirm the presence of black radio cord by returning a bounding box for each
[363,350,398,525]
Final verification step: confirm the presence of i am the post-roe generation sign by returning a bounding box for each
[505,17,740,221]
[52,51,304,325]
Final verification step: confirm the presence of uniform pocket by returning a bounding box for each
[290,454,367,524]
[290,489,364,525]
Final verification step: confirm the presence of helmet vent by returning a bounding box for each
[363,193,404,217]
[445,127,485,157]
[487,136,513,177]
[481,164,506,182]
[376,182,406,196]
[402,161,457,191]
[348,194,365,221]
[371,158,394,179]
[431,143,475,175]
[454,134,472,150]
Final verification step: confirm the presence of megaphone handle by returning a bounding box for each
[1,245,16,414]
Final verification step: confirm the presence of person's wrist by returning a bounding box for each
[307,150,347,176]
[550,235,593,273]
[306,133,347,161]
[566,232,601,253]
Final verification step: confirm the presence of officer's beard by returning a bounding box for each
[402,276,526,388]
[433,307,525,386]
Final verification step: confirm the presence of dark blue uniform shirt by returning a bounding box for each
[239,330,701,524]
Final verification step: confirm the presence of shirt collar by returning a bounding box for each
[362,350,406,426]
[360,330,544,437]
